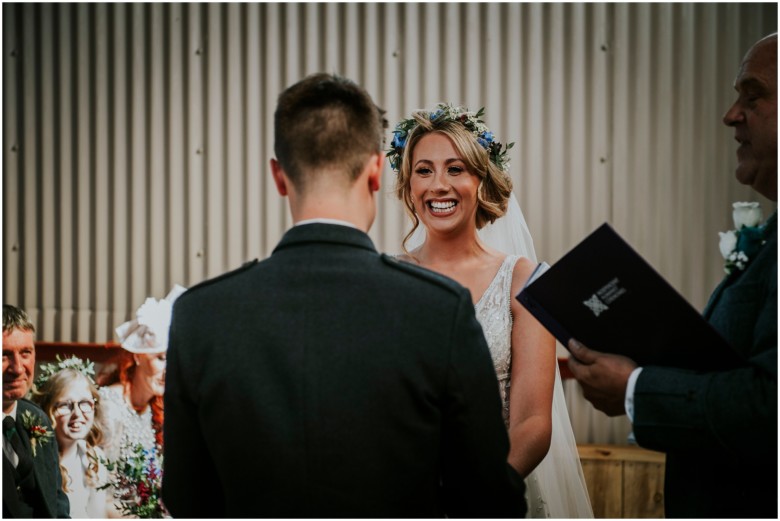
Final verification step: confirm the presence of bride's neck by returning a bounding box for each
[417,226,485,267]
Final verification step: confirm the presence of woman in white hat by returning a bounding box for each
[97,285,186,464]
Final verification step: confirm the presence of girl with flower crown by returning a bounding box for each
[33,357,112,518]
[390,104,592,518]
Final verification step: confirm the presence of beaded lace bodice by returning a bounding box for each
[98,385,156,462]
[474,255,519,425]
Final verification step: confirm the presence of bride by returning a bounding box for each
[389,104,592,518]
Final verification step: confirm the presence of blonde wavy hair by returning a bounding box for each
[34,369,104,492]
[393,114,513,251]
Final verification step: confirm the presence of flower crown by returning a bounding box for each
[35,354,96,389]
[387,103,514,173]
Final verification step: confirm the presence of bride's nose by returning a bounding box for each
[429,171,450,192]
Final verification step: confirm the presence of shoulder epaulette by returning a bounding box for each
[180,258,259,297]
[380,253,464,297]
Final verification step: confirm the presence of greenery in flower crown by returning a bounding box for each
[100,443,167,518]
[387,103,514,173]
[34,354,96,389]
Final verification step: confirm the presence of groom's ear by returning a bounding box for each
[366,153,384,192]
[270,158,289,196]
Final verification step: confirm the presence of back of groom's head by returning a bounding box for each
[274,73,386,192]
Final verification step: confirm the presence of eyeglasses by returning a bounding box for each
[53,399,95,416]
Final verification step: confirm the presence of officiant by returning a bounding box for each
[568,33,777,518]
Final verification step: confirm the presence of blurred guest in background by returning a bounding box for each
[3,304,70,518]
[97,285,186,462]
[34,358,111,518]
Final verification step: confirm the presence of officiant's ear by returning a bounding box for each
[270,158,289,196]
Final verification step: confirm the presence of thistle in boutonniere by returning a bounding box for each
[20,410,54,457]
[718,202,767,275]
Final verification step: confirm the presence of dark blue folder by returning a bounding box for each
[516,223,745,370]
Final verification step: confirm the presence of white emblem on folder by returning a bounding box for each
[583,295,609,317]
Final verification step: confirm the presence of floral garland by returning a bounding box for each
[20,410,54,457]
[718,201,767,275]
[387,103,514,173]
[35,354,96,389]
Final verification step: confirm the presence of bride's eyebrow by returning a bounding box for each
[414,158,463,167]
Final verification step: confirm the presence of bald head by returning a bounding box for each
[723,33,777,201]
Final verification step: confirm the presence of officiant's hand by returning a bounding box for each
[567,338,637,417]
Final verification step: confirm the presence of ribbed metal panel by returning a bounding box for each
[4,2,777,348]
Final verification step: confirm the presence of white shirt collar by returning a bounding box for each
[295,218,358,229]
[3,401,18,421]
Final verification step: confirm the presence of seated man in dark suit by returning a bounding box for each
[3,305,70,518]
[162,73,526,518]
[568,33,777,518]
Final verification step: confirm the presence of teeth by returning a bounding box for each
[429,201,457,212]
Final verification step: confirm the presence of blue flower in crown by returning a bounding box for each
[477,131,494,149]
[391,132,406,150]
[429,109,444,121]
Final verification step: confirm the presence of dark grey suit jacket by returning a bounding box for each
[162,223,526,518]
[634,212,777,518]
[3,399,70,518]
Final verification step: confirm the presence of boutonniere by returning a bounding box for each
[718,202,767,275]
[20,410,54,457]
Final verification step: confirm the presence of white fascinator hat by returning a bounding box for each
[115,284,188,354]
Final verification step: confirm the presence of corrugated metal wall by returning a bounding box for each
[2,4,775,330]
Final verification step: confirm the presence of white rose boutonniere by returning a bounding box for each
[719,202,767,275]
[733,201,763,229]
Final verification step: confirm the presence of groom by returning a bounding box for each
[162,73,526,518]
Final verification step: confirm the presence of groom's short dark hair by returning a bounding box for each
[273,73,386,190]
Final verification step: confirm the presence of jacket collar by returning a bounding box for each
[273,223,377,254]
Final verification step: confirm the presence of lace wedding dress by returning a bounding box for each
[475,254,593,518]
[405,193,592,517]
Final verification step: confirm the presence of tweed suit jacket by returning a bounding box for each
[3,399,70,518]
[634,212,777,518]
[162,223,526,518]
